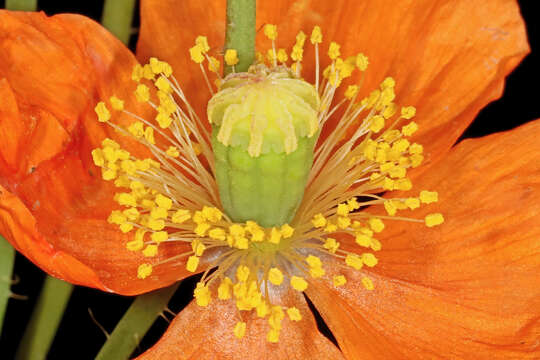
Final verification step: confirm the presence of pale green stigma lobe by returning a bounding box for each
[207,65,320,157]
[208,65,321,227]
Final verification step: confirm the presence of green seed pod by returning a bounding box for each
[208,65,320,227]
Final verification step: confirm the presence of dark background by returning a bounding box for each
[0,0,538,358]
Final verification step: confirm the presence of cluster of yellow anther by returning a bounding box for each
[90,22,445,345]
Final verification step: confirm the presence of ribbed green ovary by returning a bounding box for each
[208,66,320,227]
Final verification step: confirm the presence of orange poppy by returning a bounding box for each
[0,0,538,359]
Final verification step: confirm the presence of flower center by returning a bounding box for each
[91,24,444,343]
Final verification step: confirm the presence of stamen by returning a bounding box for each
[92,25,444,344]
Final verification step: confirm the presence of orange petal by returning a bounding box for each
[308,119,540,358]
[0,11,188,295]
[137,287,343,359]
[138,0,528,174]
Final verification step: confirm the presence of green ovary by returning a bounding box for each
[208,65,320,227]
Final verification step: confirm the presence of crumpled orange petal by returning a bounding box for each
[137,287,344,360]
[138,0,529,176]
[0,11,195,295]
[307,119,540,359]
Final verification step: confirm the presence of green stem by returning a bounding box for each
[224,0,256,75]
[0,235,15,336]
[96,283,180,360]
[15,276,73,360]
[101,0,137,45]
[5,0,37,11]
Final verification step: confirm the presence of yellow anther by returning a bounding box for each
[151,231,168,243]
[362,277,374,290]
[425,213,444,227]
[144,126,155,144]
[305,255,322,268]
[165,146,180,158]
[401,106,416,119]
[362,253,378,267]
[202,206,223,222]
[194,282,211,306]
[312,213,327,228]
[234,237,249,249]
[268,267,284,286]
[382,103,397,119]
[347,198,360,211]
[310,26,322,44]
[256,302,270,318]
[195,35,210,53]
[224,49,239,66]
[381,77,396,89]
[91,149,105,167]
[405,197,420,209]
[150,207,168,221]
[127,121,144,138]
[394,178,412,191]
[328,42,341,60]
[280,224,294,238]
[337,216,351,229]
[269,227,282,244]
[155,77,171,94]
[109,96,124,111]
[142,245,158,257]
[267,329,280,343]
[171,209,191,224]
[142,64,154,80]
[356,53,369,71]
[291,45,304,62]
[420,190,438,204]
[337,203,349,217]
[123,208,139,221]
[402,121,418,136]
[189,44,205,64]
[95,101,111,122]
[209,227,226,241]
[384,200,397,216]
[234,322,246,339]
[148,218,165,231]
[194,222,211,236]
[410,154,424,167]
[263,24,278,40]
[290,276,308,291]
[115,193,137,207]
[409,143,423,155]
[355,233,371,247]
[126,237,143,251]
[345,254,363,270]
[137,263,152,279]
[135,84,150,103]
[191,239,206,256]
[333,275,347,287]
[236,265,250,282]
[388,166,406,179]
[370,115,385,133]
[132,64,144,82]
[155,194,173,209]
[382,177,395,191]
[287,307,302,321]
[323,237,340,253]
[119,222,133,233]
[208,56,220,73]
[324,222,337,233]
[266,49,276,64]
[345,85,358,100]
[187,255,200,272]
[255,51,264,63]
[218,277,233,300]
[368,218,385,233]
[276,48,288,63]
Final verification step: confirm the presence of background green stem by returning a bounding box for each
[101,0,137,45]
[96,283,180,360]
[0,235,15,337]
[224,0,256,75]
[15,276,73,360]
[5,0,37,11]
